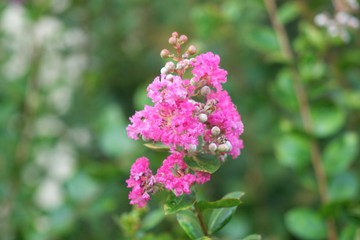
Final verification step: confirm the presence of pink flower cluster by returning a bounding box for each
[126,32,244,207]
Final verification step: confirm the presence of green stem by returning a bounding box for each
[195,203,209,236]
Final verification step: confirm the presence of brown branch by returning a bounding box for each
[195,203,209,236]
[263,0,337,239]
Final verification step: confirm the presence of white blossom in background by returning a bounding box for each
[67,127,92,148]
[34,114,66,137]
[0,3,32,80]
[51,0,71,13]
[347,0,359,10]
[34,178,64,210]
[35,142,76,182]
[314,11,359,42]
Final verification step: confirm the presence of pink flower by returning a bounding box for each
[155,152,211,196]
[191,52,228,91]
[127,99,205,150]
[206,91,244,158]
[147,75,193,103]
[126,157,156,207]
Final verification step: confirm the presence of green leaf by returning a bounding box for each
[184,153,222,174]
[143,142,170,152]
[310,103,346,138]
[176,210,204,240]
[277,2,300,24]
[164,191,196,215]
[275,133,311,169]
[242,234,262,240]
[285,207,327,239]
[247,27,279,52]
[98,105,136,157]
[328,172,358,202]
[324,132,358,175]
[270,69,299,111]
[197,237,212,240]
[197,193,244,211]
[208,192,243,234]
[141,208,164,231]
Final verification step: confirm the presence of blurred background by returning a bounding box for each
[0,0,359,239]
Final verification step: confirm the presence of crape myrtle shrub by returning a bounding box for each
[0,0,359,239]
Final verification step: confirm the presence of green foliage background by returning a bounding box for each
[0,0,359,239]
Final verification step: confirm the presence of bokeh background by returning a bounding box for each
[1,0,359,239]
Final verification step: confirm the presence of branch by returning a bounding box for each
[263,0,337,239]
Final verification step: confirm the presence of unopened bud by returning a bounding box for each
[188,144,197,153]
[201,86,211,96]
[172,32,179,38]
[190,78,197,86]
[225,141,232,152]
[218,143,229,152]
[219,154,227,162]
[160,49,170,58]
[187,45,197,55]
[168,37,177,45]
[208,143,217,152]
[211,126,221,136]
[198,113,208,123]
[166,74,173,80]
[179,35,188,44]
[160,67,168,74]
[165,61,175,71]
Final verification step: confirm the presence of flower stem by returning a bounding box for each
[195,203,209,236]
[263,0,337,239]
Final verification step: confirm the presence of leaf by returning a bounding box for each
[274,133,311,169]
[184,153,222,174]
[277,1,300,24]
[242,234,262,240]
[163,191,196,215]
[270,69,299,111]
[141,208,164,231]
[98,105,136,157]
[176,210,204,240]
[285,207,327,240]
[328,172,359,202]
[245,26,280,54]
[208,192,243,234]
[144,142,170,152]
[197,193,244,211]
[310,103,346,138]
[324,132,358,176]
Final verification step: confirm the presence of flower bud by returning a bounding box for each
[182,59,189,66]
[160,49,170,58]
[168,37,177,45]
[200,86,211,96]
[198,113,208,123]
[165,74,173,80]
[179,35,188,44]
[172,32,179,38]
[188,144,197,153]
[187,45,197,55]
[218,143,229,152]
[225,141,232,152]
[165,61,175,71]
[219,154,227,162]
[208,143,217,152]
[160,67,168,74]
[190,78,197,86]
[211,126,221,136]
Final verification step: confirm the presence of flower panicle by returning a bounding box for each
[125,32,244,207]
